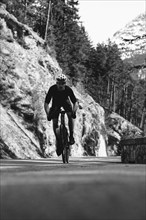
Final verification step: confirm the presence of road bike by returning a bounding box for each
[56,108,70,163]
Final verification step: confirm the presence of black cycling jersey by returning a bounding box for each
[45,84,77,107]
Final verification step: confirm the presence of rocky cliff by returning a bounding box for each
[0,4,107,159]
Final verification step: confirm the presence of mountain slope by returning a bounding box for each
[112,13,146,63]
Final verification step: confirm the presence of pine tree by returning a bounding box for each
[49,0,92,84]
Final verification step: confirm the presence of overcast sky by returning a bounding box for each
[78,0,145,46]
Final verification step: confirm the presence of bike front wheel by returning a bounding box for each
[62,146,70,163]
[60,126,70,163]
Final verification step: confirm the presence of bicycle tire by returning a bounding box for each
[62,147,70,163]
[62,150,66,163]
[66,147,70,163]
[60,125,69,163]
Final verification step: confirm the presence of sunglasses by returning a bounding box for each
[57,82,66,86]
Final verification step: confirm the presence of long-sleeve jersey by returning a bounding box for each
[45,84,77,107]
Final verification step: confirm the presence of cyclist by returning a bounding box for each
[44,74,78,149]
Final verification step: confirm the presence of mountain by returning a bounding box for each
[112,13,146,82]
[112,13,146,64]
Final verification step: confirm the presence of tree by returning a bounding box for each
[49,0,92,83]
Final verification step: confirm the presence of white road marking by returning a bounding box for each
[0,166,22,169]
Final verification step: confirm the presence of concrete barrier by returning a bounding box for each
[120,137,146,164]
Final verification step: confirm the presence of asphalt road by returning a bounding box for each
[0,157,146,220]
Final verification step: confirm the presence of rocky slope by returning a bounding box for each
[0,4,108,159]
[112,14,146,80]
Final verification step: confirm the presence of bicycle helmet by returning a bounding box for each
[56,74,67,83]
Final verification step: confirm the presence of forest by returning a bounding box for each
[1,0,146,129]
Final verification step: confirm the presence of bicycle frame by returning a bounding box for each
[57,108,70,163]
[60,109,66,126]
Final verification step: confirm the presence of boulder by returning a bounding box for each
[106,112,143,155]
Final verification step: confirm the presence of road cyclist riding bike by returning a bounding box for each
[44,74,78,157]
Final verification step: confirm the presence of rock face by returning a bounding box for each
[112,13,146,61]
[0,104,42,159]
[105,112,143,155]
[0,5,107,159]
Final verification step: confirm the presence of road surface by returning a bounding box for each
[0,156,146,220]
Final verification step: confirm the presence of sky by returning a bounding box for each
[78,0,145,46]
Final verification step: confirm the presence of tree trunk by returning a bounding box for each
[44,0,51,43]
[128,90,133,122]
[109,80,113,111]
[140,96,146,132]
[113,82,116,112]
[120,88,125,117]
[107,77,110,109]
[124,85,127,118]
[24,0,27,23]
